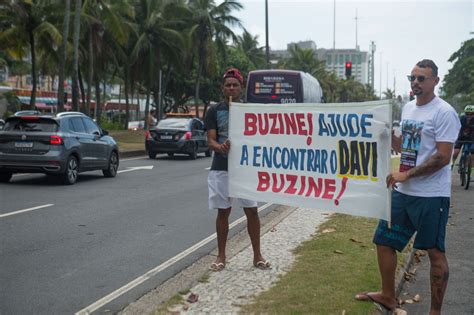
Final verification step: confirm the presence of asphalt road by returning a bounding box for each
[0,153,272,314]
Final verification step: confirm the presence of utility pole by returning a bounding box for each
[386,61,389,94]
[368,41,376,90]
[354,9,360,50]
[265,0,270,69]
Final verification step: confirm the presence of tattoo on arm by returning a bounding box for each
[407,153,446,179]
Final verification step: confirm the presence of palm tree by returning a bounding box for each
[57,0,71,113]
[130,0,186,127]
[236,30,264,69]
[0,1,61,108]
[81,0,133,117]
[188,0,243,116]
[71,0,82,111]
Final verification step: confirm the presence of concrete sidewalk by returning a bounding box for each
[400,175,474,315]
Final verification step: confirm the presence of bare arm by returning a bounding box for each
[207,129,230,154]
[386,142,453,188]
[392,130,402,153]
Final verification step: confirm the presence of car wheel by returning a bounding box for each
[189,145,197,160]
[0,171,13,183]
[167,153,174,157]
[103,151,119,177]
[148,151,156,159]
[205,149,211,157]
[61,155,79,185]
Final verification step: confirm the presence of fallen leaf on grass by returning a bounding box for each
[334,250,344,254]
[350,238,362,243]
[322,228,336,233]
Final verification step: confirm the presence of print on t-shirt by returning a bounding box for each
[399,119,424,172]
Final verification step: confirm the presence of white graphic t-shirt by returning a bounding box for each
[397,96,461,197]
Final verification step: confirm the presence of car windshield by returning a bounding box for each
[4,118,58,132]
[157,118,190,130]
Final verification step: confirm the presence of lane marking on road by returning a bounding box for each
[117,166,154,174]
[75,202,273,315]
[0,204,55,219]
[205,167,211,170]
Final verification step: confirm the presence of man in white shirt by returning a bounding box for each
[356,59,461,314]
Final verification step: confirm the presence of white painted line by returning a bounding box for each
[75,202,273,315]
[0,204,55,219]
[205,167,211,170]
[117,166,154,174]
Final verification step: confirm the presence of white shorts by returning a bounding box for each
[208,171,258,210]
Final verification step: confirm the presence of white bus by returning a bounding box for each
[246,70,324,104]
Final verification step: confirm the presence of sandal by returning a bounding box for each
[355,292,396,314]
[209,262,225,272]
[254,260,272,270]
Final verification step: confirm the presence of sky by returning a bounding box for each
[224,0,473,97]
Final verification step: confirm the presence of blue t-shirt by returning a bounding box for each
[204,101,229,171]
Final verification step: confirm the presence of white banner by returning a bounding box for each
[228,101,392,220]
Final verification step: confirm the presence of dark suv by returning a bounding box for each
[0,112,119,185]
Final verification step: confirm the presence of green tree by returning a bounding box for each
[0,1,61,108]
[57,0,71,112]
[189,0,243,116]
[441,38,474,111]
[236,30,264,69]
[71,0,82,111]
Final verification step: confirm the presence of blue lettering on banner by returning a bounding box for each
[240,145,249,165]
[253,146,261,167]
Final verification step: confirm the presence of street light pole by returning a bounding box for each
[265,0,270,69]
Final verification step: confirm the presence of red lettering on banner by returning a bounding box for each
[244,113,257,136]
[243,113,313,146]
[256,171,349,205]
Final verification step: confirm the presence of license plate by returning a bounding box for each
[15,141,33,148]
[160,135,172,140]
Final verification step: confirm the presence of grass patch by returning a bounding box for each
[241,214,381,314]
[241,157,405,314]
[198,274,210,283]
[109,130,146,151]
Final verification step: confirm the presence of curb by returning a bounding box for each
[119,150,146,158]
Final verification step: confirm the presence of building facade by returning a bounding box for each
[270,40,369,85]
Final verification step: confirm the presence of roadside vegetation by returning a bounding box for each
[2,0,395,128]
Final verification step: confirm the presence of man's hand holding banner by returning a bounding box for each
[228,100,392,220]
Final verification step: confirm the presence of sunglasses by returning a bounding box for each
[407,75,428,82]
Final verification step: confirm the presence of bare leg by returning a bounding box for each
[215,207,231,265]
[243,207,265,264]
[427,248,449,315]
[355,244,398,310]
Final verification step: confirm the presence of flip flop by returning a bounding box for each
[355,292,396,314]
[209,262,225,272]
[254,260,272,270]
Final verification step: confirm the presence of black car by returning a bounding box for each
[145,116,211,159]
[0,112,119,185]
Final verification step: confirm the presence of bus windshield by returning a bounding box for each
[246,71,302,104]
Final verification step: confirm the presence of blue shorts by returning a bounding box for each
[373,190,450,252]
